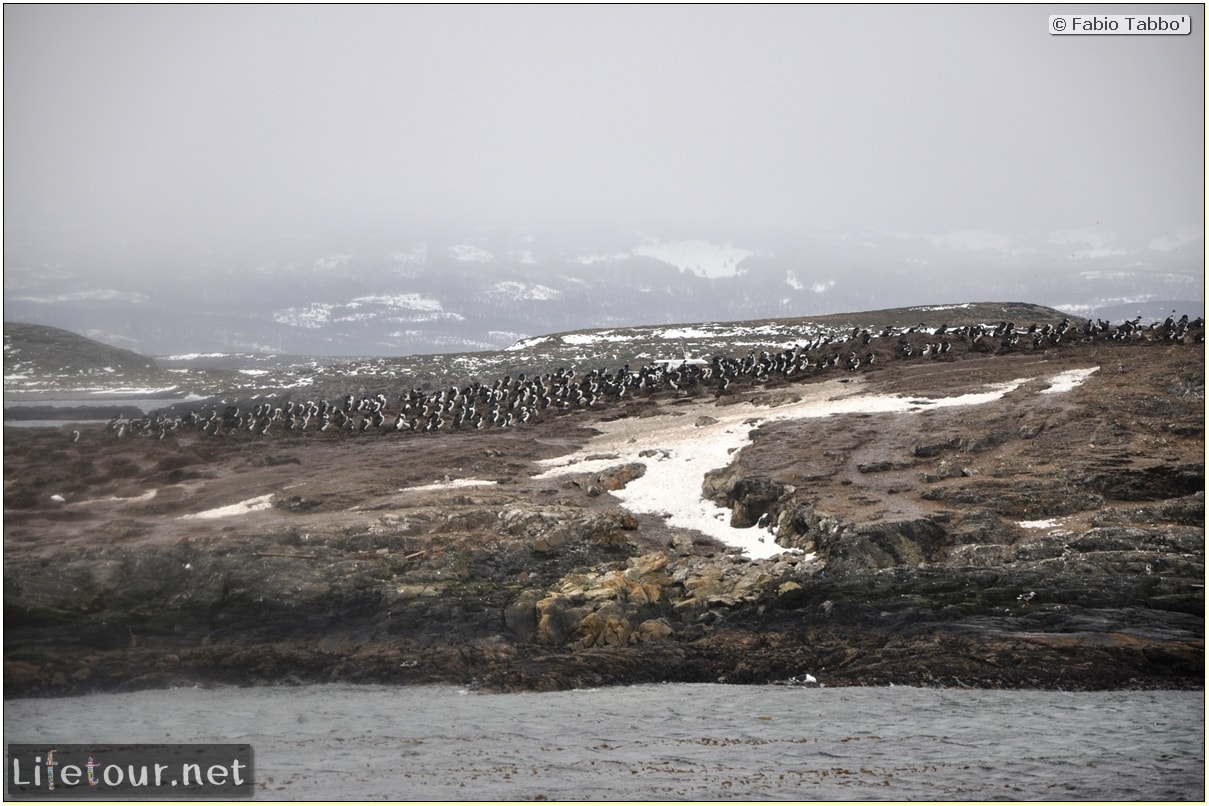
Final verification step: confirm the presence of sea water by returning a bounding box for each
[4,684,1203,801]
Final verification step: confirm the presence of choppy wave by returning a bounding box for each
[5,684,1202,801]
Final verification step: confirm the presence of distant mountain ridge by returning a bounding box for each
[4,227,1202,356]
[3,302,1066,372]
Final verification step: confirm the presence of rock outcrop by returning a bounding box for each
[4,331,1203,696]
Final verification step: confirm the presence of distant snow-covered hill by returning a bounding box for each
[4,227,1202,356]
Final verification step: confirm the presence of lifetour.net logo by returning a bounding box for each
[6,745,253,800]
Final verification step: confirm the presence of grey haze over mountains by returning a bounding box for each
[3,5,1203,356]
[4,226,1204,357]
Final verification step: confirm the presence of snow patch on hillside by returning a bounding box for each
[275,294,459,328]
[634,239,756,279]
[572,239,759,278]
[314,253,352,271]
[449,245,496,263]
[391,245,428,264]
[351,293,445,312]
[574,252,631,265]
[12,289,151,305]
[489,282,562,301]
[911,303,973,312]
[274,303,333,329]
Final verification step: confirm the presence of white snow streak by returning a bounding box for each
[180,494,275,520]
[534,368,1098,560]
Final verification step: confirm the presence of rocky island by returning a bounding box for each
[4,304,1204,696]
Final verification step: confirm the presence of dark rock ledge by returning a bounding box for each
[5,501,1201,696]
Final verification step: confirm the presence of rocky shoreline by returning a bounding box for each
[4,330,1204,696]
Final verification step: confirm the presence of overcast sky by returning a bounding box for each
[4,4,1204,267]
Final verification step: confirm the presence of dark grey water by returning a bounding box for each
[2,396,202,428]
[2,419,111,428]
[4,684,1203,801]
[2,397,202,411]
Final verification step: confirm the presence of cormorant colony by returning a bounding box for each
[101,314,1203,441]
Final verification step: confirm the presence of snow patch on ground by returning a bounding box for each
[403,479,498,493]
[1042,367,1099,394]
[180,494,274,520]
[69,489,159,507]
[532,367,1098,560]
